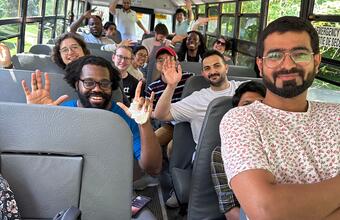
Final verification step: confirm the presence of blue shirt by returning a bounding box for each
[61,100,141,160]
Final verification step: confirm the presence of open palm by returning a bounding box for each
[162,58,182,86]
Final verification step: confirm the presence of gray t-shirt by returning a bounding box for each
[170,80,243,144]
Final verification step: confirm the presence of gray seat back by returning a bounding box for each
[0,102,133,220]
[180,62,202,76]
[11,53,65,74]
[187,96,233,220]
[0,68,123,104]
[0,69,77,103]
[29,44,54,55]
[228,65,257,77]
[85,43,104,49]
[89,48,114,63]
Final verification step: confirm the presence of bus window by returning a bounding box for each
[267,0,301,25]
[207,4,218,35]
[236,52,255,68]
[57,0,66,16]
[239,17,259,42]
[313,0,340,15]
[24,23,40,52]
[45,0,57,16]
[27,0,43,17]
[240,0,261,14]
[135,13,150,41]
[42,19,55,44]
[0,0,20,19]
[155,13,172,34]
[220,2,236,38]
[94,6,110,24]
[56,19,65,37]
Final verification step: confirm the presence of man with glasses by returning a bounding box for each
[112,46,141,103]
[220,16,339,219]
[21,55,162,177]
[109,0,149,42]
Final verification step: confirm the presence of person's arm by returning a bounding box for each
[231,171,340,220]
[185,0,194,22]
[0,43,12,68]
[69,10,92,33]
[21,70,69,105]
[153,58,182,121]
[136,20,150,35]
[190,17,209,31]
[109,0,119,15]
[117,81,162,175]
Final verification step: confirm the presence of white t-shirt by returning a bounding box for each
[115,9,138,41]
[170,80,243,144]
[220,101,340,185]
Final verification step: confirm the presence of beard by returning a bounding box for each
[208,72,226,87]
[262,66,316,98]
[77,90,112,109]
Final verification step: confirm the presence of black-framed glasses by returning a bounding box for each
[59,45,81,54]
[262,50,314,69]
[79,78,112,89]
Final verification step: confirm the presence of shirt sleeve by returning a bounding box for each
[220,107,272,186]
[170,92,199,122]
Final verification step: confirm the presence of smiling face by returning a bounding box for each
[202,54,228,88]
[186,32,200,51]
[113,47,133,73]
[256,31,321,98]
[122,0,131,10]
[213,38,226,54]
[88,16,103,37]
[76,64,112,109]
[133,49,148,67]
[60,38,85,65]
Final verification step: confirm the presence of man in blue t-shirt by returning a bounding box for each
[21,55,162,176]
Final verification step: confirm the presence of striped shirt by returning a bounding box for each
[146,72,194,108]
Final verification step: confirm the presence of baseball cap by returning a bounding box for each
[156,47,177,60]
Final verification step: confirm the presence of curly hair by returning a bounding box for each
[51,32,90,69]
[177,30,206,62]
[64,55,120,91]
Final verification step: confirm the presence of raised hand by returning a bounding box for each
[83,10,92,19]
[185,0,192,10]
[118,39,134,47]
[162,57,182,87]
[21,70,68,105]
[0,43,12,68]
[117,81,154,124]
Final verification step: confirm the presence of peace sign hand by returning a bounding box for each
[21,70,69,105]
[117,81,154,125]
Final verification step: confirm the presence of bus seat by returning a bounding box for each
[228,65,257,77]
[170,75,209,205]
[145,45,163,87]
[47,39,56,44]
[0,102,133,220]
[29,44,54,55]
[85,43,104,50]
[187,96,233,220]
[142,31,155,42]
[11,53,65,74]
[89,48,114,63]
[228,75,262,83]
[180,62,202,76]
[0,68,124,104]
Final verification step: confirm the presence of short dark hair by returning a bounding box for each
[51,32,90,69]
[64,55,120,91]
[202,50,225,64]
[104,21,116,30]
[257,16,319,57]
[213,36,232,51]
[155,23,169,36]
[232,81,266,107]
[175,8,186,17]
[132,45,148,55]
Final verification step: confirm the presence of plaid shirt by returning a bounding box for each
[211,146,240,213]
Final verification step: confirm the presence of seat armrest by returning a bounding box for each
[171,168,192,204]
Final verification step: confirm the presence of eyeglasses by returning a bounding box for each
[60,45,81,54]
[262,50,314,69]
[156,57,175,63]
[116,54,132,61]
[79,78,112,90]
[216,40,226,46]
[136,53,148,58]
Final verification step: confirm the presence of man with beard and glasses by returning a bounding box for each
[21,56,162,176]
[220,16,340,220]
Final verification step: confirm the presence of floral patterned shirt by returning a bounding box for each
[0,174,21,219]
[220,101,340,185]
